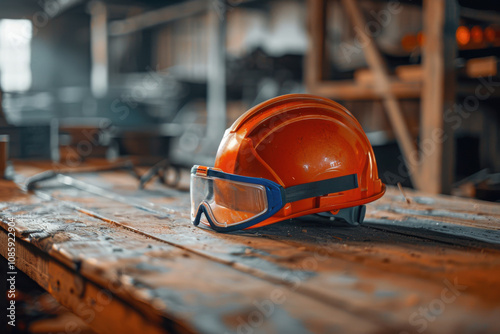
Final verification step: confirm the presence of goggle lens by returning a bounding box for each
[190,172,268,228]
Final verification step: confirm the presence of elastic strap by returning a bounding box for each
[284,173,358,203]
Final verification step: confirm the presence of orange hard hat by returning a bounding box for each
[210,94,385,229]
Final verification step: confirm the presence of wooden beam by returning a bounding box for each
[310,80,422,100]
[354,68,376,86]
[356,67,424,86]
[341,0,422,190]
[420,0,459,194]
[395,65,424,83]
[305,0,326,90]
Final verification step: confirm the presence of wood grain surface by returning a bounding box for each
[1,161,500,334]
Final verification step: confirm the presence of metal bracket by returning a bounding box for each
[316,205,366,226]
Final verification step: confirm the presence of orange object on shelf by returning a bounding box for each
[401,34,418,52]
[485,26,496,42]
[470,26,484,44]
[485,26,500,45]
[456,26,471,46]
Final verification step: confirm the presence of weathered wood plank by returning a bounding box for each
[1,181,386,334]
[8,165,500,333]
[370,187,500,231]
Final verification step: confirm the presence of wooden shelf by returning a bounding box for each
[305,0,500,194]
[308,80,422,100]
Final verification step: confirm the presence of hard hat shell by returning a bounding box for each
[214,94,385,229]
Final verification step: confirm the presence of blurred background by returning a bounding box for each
[0,0,499,199]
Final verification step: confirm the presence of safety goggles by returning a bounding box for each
[190,165,358,232]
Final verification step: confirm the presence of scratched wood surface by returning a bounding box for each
[1,161,500,334]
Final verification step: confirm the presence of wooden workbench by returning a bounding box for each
[1,161,500,334]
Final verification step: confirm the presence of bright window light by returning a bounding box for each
[0,19,32,92]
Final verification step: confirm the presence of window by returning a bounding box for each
[0,19,32,92]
